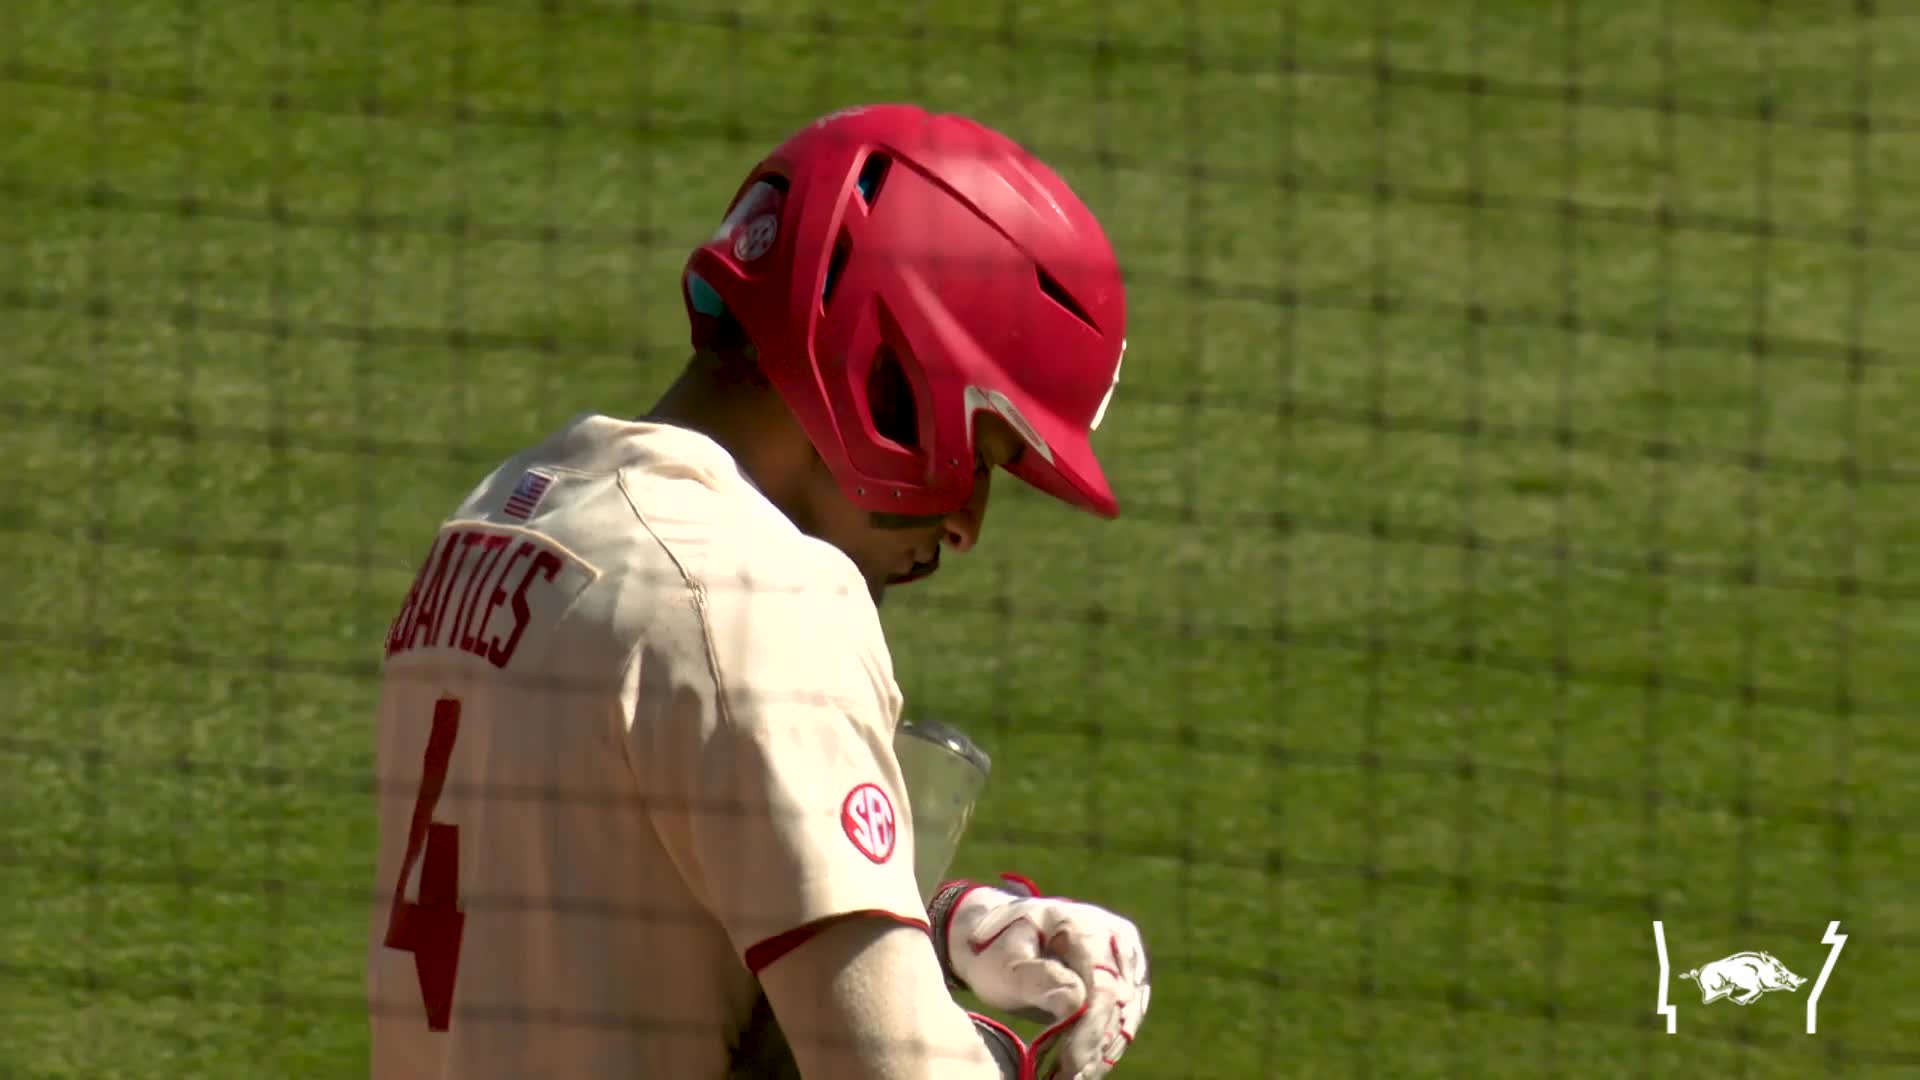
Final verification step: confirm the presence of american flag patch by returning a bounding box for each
[502,469,554,520]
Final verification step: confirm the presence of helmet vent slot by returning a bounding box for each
[856,153,892,206]
[821,230,853,310]
[866,344,920,450]
[1036,266,1098,330]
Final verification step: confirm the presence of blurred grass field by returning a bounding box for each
[4,0,1919,1077]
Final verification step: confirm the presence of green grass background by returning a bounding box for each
[4,0,1918,1076]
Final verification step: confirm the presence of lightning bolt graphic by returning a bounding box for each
[1652,921,1677,1034]
[1808,921,1847,1034]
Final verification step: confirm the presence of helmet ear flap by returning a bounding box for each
[684,270,753,357]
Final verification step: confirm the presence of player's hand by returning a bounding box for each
[932,875,1150,1080]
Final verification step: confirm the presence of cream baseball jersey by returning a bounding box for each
[366,413,929,1078]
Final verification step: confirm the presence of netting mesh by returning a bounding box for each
[4,0,1917,1077]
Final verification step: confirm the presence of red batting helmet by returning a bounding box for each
[682,103,1128,519]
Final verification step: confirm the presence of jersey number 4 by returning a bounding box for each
[383,696,466,1031]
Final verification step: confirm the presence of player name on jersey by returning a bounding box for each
[385,526,563,668]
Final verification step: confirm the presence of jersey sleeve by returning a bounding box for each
[624,556,928,970]
[758,919,1008,1079]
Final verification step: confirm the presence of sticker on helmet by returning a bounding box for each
[712,180,783,246]
[733,213,779,261]
[841,783,897,864]
[814,105,874,129]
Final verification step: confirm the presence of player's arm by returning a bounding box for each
[627,564,1026,1075]
[756,915,1019,1080]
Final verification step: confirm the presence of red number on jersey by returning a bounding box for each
[383,697,466,1031]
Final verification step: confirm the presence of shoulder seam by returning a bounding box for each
[610,469,733,762]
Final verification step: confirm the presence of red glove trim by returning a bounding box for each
[998,871,1044,897]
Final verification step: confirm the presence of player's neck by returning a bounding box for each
[641,353,811,511]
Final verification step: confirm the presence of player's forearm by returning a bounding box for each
[758,917,1008,1079]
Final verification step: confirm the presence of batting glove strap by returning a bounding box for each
[971,1006,1105,1080]
[928,880,985,990]
[930,874,1044,991]
[969,1012,1031,1080]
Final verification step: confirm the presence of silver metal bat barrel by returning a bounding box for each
[894,717,993,901]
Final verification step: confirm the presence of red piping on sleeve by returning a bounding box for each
[744,910,932,974]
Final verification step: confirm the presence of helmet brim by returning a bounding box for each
[981,383,1119,520]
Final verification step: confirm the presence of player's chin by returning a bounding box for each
[872,565,934,605]
[886,562,938,588]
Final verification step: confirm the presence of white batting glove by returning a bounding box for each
[929,874,1151,1080]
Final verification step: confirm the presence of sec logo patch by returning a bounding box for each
[841,783,896,864]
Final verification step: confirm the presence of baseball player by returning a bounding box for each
[367,103,1151,1079]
